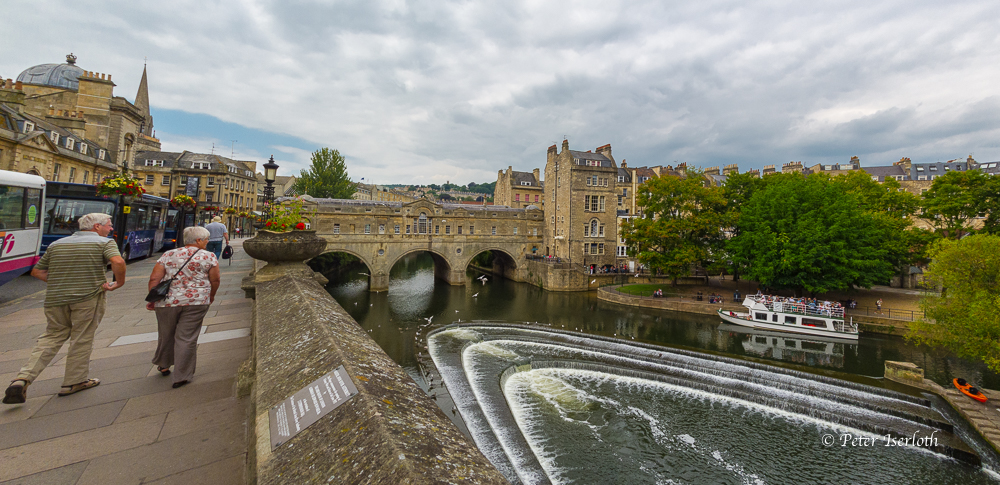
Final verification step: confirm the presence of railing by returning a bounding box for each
[746,295,845,318]
[846,306,924,322]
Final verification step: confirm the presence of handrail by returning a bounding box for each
[747,295,845,318]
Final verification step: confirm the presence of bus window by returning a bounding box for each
[45,199,114,235]
[24,188,41,228]
[150,206,163,228]
[0,186,25,230]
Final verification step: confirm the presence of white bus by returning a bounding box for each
[0,170,45,288]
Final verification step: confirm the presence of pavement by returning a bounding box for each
[0,238,253,485]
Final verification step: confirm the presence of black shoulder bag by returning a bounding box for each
[145,250,201,302]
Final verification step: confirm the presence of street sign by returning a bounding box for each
[268,365,359,450]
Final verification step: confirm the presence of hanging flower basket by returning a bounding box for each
[224,207,238,215]
[201,205,221,212]
[170,194,196,210]
[238,211,250,218]
[96,173,145,198]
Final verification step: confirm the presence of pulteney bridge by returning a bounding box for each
[302,198,545,291]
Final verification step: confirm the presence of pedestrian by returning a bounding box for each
[734,289,740,301]
[3,213,126,404]
[205,215,229,260]
[876,298,883,314]
[235,227,241,239]
[146,226,220,388]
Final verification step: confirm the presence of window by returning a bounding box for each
[435,225,440,234]
[929,165,937,171]
[533,228,537,236]
[755,313,768,321]
[207,177,215,187]
[206,192,214,203]
[917,175,927,181]
[534,195,539,202]
[68,167,76,183]
[916,166,924,171]
[50,132,60,144]
[179,176,188,185]
[470,225,475,235]
[192,162,211,169]
[394,225,400,234]
[513,227,518,235]
[65,137,75,149]
[52,164,61,182]
[333,223,340,234]
[417,214,429,234]
[491,226,497,235]
[379,224,385,234]
[617,175,626,183]
[162,175,170,185]
[520,181,532,186]
[784,316,797,325]
[458,226,463,234]
[406,225,411,234]
[98,149,106,160]
[82,171,89,184]
[365,224,371,234]
[515,194,520,202]
[145,175,154,185]
[617,246,627,256]
[599,243,604,254]
[144,160,164,167]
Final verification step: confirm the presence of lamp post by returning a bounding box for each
[263,155,279,221]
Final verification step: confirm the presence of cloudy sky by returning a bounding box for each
[4,0,1000,184]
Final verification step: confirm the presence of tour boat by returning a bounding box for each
[717,295,859,340]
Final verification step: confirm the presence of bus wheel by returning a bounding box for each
[123,246,131,261]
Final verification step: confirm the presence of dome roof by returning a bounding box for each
[525,204,540,210]
[16,54,86,90]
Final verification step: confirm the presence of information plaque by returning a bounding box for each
[268,365,359,450]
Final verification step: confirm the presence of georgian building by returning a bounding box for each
[493,167,543,209]
[133,151,258,222]
[543,140,619,267]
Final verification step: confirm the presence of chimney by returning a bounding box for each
[533,168,540,182]
[722,163,739,175]
[562,139,569,152]
[704,166,720,176]
[621,160,626,168]
[762,164,776,175]
[547,144,557,154]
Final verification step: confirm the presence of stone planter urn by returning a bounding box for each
[242,230,328,289]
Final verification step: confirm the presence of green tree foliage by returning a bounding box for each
[908,235,1000,372]
[921,170,991,238]
[720,171,767,279]
[727,173,900,295]
[292,148,355,199]
[979,175,1000,235]
[621,169,729,282]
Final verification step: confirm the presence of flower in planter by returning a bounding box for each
[170,194,197,209]
[96,172,145,198]
[262,197,315,233]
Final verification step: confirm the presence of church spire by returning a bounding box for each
[135,64,150,117]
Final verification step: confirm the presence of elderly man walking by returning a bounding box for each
[205,216,229,260]
[3,213,126,404]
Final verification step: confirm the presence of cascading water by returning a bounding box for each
[428,323,997,485]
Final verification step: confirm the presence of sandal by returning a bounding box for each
[158,367,171,377]
[2,379,29,404]
[58,378,100,397]
[172,380,189,389]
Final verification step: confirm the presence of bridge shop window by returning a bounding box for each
[394,225,400,234]
[379,224,385,234]
[458,226,463,234]
[435,225,440,234]
[365,224,371,234]
[513,227,518,235]
[491,226,497,235]
[470,225,475,235]
[446,226,451,234]
[333,223,340,234]
[417,214,429,234]
[406,225,411,234]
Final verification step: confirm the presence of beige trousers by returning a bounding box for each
[152,305,210,384]
[17,292,106,387]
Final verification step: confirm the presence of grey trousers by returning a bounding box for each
[152,305,210,384]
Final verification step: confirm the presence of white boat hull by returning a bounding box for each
[717,309,859,340]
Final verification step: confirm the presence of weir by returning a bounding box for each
[428,323,988,484]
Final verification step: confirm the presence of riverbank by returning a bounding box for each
[597,283,925,335]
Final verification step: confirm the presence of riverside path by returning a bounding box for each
[0,239,253,484]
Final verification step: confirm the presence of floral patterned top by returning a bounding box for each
[154,246,218,308]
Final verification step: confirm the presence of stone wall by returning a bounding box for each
[246,270,506,484]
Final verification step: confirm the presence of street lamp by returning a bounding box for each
[263,155,278,220]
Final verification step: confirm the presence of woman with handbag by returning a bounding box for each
[145,226,220,388]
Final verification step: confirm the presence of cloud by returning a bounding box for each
[3,0,1000,182]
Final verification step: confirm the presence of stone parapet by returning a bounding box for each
[248,273,505,484]
[597,286,744,315]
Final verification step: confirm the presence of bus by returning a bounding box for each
[0,170,45,288]
[41,182,169,261]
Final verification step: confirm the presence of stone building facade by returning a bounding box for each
[493,167,544,209]
[133,151,258,223]
[353,183,418,202]
[544,140,619,267]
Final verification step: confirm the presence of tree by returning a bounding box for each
[720,171,768,280]
[292,148,355,199]
[620,169,729,282]
[908,235,1000,372]
[979,175,1000,235]
[727,172,899,295]
[921,170,991,238]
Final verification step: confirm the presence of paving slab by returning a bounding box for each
[74,421,245,485]
[0,461,89,485]
[158,396,245,441]
[0,396,51,426]
[0,401,126,450]
[116,379,237,423]
[0,414,166,482]
[144,454,245,485]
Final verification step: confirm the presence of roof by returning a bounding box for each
[569,150,614,168]
[16,55,86,90]
[1,105,114,167]
[863,165,906,181]
[617,167,631,182]
[510,170,538,187]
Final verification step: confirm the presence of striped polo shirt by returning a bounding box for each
[36,231,121,307]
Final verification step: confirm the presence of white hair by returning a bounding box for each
[78,213,111,230]
[183,226,211,245]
